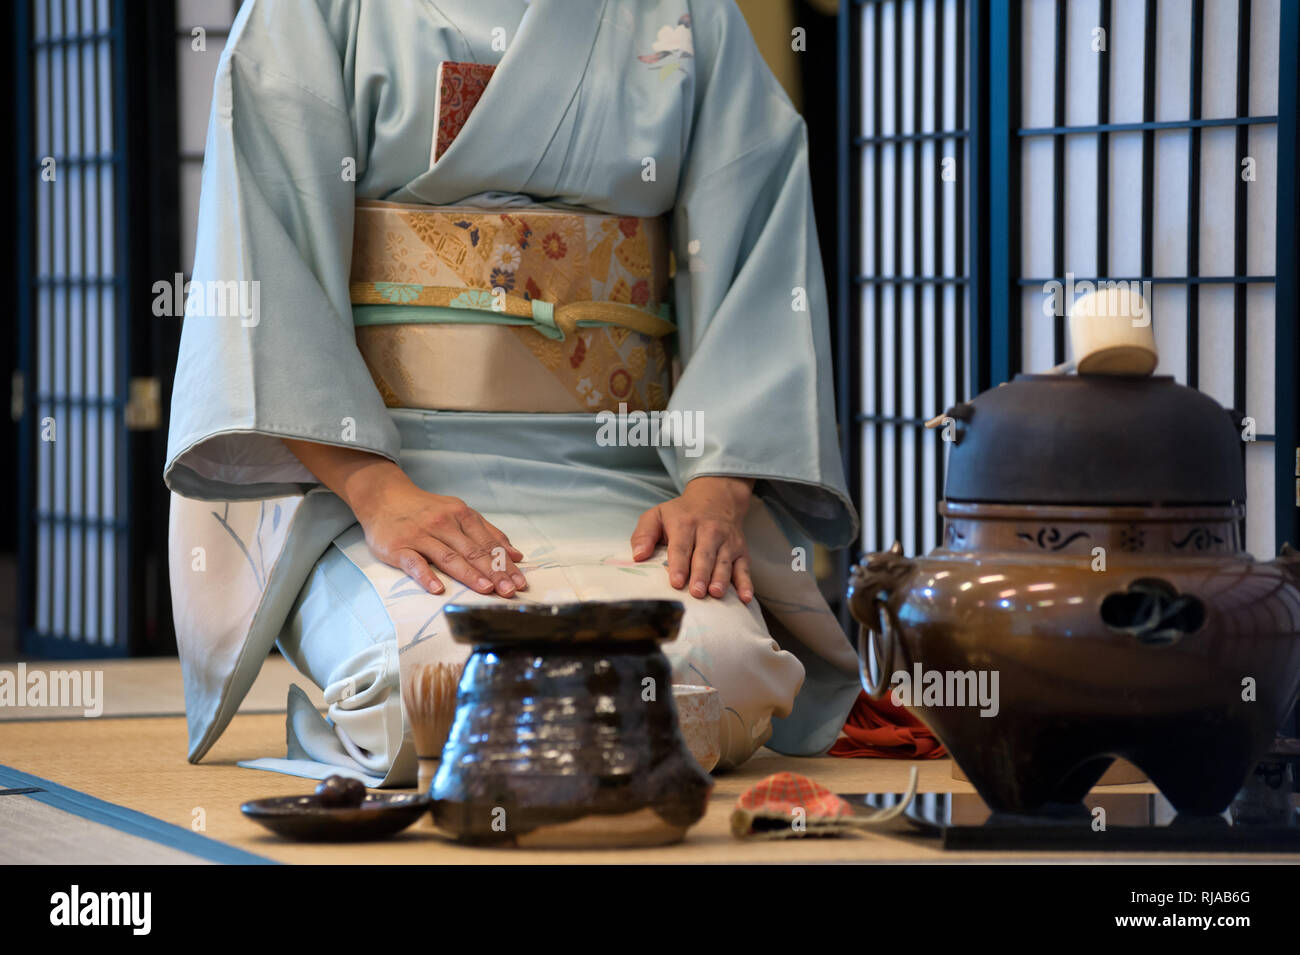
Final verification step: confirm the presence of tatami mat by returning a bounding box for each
[2,671,1289,863]
[0,655,323,721]
[0,794,211,865]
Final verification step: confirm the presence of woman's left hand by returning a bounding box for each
[630,476,756,603]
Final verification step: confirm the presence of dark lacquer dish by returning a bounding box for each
[241,781,431,842]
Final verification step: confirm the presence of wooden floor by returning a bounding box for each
[0,659,1292,863]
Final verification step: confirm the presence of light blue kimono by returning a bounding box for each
[165,0,860,785]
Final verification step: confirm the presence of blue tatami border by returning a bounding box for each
[0,764,276,865]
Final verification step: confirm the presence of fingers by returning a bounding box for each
[412,537,499,596]
[394,548,444,595]
[663,511,749,601]
[707,548,734,599]
[732,555,754,604]
[665,516,695,590]
[371,493,527,598]
[400,503,521,597]
[482,518,525,563]
[630,508,665,561]
[694,540,751,601]
[688,524,727,599]
[443,515,521,597]
[474,515,528,591]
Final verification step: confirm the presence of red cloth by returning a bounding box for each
[829,690,947,759]
[730,772,858,839]
[735,772,854,819]
[434,62,495,161]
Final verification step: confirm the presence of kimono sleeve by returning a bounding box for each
[665,0,859,548]
[164,0,398,501]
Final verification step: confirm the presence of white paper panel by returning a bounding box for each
[860,276,878,550]
[882,2,898,135]
[1247,124,1277,272]
[97,37,113,153]
[1250,0,1281,115]
[1246,284,1276,434]
[1020,137,1055,277]
[1109,0,1149,124]
[943,0,960,132]
[1107,131,1144,276]
[901,1,916,132]
[1064,135,1098,275]
[1199,126,1237,275]
[1201,0,1240,120]
[1197,284,1235,407]
[1246,441,1276,558]
[1020,287,1055,377]
[1156,0,1193,123]
[1151,284,1188,380]
[1066,0,1100,127]
[1151,130,1189,275]
[1022,0,1057,128]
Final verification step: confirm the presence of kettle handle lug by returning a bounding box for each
[856,604,901,698]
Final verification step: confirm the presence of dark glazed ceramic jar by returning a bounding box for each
[430,600,714,847]
[849,374,1300,816]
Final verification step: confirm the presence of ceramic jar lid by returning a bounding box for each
[942,374,1246,506]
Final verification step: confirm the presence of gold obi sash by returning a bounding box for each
[349,200,675,413]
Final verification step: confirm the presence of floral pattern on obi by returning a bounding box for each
[351,201,671,313]
[348,200,675,413]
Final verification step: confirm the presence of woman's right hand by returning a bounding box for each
[353,468,526,597]
[282,439,525,597]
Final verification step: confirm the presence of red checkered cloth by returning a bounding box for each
[828,690,947,759]
[730,772,855,839]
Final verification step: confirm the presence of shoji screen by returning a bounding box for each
[846,0,1294,565]
[18,0,178,655]
[24,0,124,650]
[1016,0,1281,559]
[854,0,971,558]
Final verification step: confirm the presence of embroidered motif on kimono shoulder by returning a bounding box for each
[638,14,692,79]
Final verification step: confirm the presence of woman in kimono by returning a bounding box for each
[166,0,861,786]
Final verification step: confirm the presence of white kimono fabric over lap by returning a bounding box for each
[164,0,862,786]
